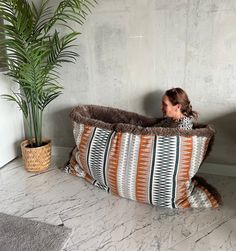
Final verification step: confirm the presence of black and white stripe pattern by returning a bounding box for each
[88,128,112,186]
[67,120,217,208]
[190,136,207,178]
[150,136,179,207]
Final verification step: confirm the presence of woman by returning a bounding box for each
[157,87,198,130]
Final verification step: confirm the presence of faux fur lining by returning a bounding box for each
[193,176,222,206]
[70,105,215,138]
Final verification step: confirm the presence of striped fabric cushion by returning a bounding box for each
[65,105,220,208]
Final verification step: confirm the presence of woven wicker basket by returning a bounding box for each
[21,139,52,172]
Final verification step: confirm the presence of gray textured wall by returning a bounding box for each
[41,0,236,165]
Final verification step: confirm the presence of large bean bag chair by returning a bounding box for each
[65,105,221,208]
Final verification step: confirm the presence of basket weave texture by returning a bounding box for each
[21,139,51,172]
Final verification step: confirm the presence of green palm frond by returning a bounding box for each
[1,92,28,119]
[0,0,97,146]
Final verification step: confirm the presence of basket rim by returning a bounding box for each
[21,138,51,149]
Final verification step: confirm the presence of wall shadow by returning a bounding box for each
[43,106,75,148]
[142,90,236,166]
[204,111,236,165]
[43,94,236,167]
[142,90,163,118]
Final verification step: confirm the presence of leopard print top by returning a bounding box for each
[156,116,193,130]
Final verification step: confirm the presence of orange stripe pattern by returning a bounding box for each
[106,132,122,195]
[66,123,220,209]
[175,136,193,208]
[135,135,153,204]
[78,125,94,175]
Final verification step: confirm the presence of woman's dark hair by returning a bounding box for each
[165,87,198,120]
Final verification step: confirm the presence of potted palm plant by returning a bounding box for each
[0,0,96,172]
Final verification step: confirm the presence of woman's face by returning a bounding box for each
[161,95,180,118]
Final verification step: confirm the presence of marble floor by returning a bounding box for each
[0,157,236,251]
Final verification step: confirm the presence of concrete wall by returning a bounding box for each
[40,0,236,165]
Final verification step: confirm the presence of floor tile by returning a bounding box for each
[170,215,236,251]
[0,158,236,250]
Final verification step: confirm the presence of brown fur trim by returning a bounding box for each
[193,176,222,206]
[70,105,215,138]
